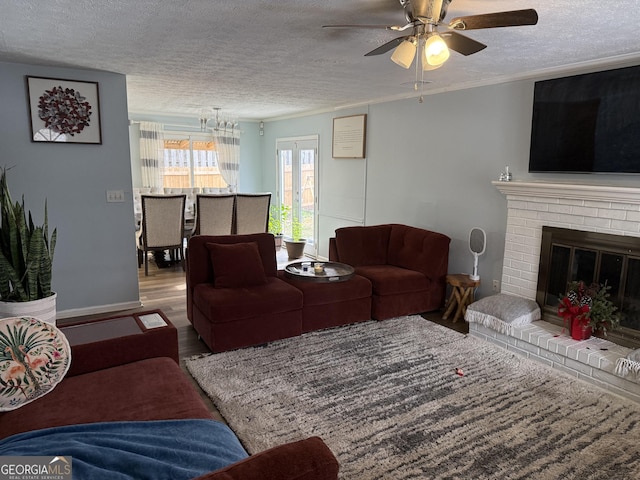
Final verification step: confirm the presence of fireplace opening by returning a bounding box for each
[536,226,640,349]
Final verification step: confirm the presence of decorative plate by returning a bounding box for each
[0,316,71,411]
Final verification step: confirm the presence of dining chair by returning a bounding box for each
[137,194,186,276]
[194,194,236,236]
[234,193,271,234]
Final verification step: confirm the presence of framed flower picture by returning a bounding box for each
[26,76,102,144]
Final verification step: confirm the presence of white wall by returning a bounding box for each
[0,61,140,316]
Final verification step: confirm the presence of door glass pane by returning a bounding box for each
[300,147,315,244]
[279,146,293,238]
[277,137,317,257]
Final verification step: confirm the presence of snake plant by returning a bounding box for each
[0,168,56,302]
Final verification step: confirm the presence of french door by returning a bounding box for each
[276,136,318,257]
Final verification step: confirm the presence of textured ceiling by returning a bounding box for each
[2,0,640,121]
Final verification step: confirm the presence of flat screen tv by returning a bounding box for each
[528,64,640,173]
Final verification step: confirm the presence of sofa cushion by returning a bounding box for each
[279,272,372,306]
[0,357,213,438]
[387,224,451,278]
[334,225,391,266]
[355,265,430,296]
[193,278,303,323]
[206,242,267,288]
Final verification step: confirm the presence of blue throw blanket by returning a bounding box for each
[0,419,248,480]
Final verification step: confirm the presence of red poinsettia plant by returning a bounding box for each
[558,280,620,339]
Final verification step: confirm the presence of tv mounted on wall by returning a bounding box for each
[528,64,640,174]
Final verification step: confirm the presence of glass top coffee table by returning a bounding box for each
[284,261,355,283]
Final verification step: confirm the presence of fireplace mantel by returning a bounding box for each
[492,180,640,204]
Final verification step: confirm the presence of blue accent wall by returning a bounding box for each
[1,61,139,316]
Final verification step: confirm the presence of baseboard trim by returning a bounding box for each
[57,300,143,320]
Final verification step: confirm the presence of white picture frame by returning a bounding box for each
[27,76,102,144]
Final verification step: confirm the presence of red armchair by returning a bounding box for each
[329,224,450,320]
[187,233,303,352]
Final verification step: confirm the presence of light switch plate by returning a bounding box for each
[106,190,125,202]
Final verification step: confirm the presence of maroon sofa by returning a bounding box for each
[187,233,305,352]
[0,315,339,480]
[187,226,449,352]
[329,224,450,320]
[187,233,373,352]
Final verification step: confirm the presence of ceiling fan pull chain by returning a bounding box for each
[418,38,425,103]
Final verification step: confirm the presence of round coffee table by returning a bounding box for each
[284,261,355,283]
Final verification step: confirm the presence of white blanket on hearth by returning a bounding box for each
[465,293,541,336]
[615,349,640,378]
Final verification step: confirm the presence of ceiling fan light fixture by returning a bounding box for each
[422,59,443,71]
[424,34,450,66]
[390,38,417,69]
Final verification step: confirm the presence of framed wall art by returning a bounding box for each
[332,114,366,159]
[26,76,102,144]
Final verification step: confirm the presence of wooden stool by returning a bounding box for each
[443,274,480,323]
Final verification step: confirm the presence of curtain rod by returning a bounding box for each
[129,120,242,135]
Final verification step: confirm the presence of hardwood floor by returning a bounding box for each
[58,248,467,418]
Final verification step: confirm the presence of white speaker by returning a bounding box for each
[468,227,486,281]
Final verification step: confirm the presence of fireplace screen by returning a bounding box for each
[537,227,640,348]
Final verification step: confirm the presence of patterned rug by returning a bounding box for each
[186,316,640,479]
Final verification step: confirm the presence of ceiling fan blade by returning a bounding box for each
[322,24,394,30]
[364,36,409,56]
[440,31,487,56]
[448,9,538,30]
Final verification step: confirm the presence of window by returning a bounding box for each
[162,135,228,189]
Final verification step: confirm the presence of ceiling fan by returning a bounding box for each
[323,0,538,71]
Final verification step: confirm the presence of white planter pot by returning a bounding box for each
[0,292,57,325]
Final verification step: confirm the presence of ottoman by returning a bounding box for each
[280,272,372,332]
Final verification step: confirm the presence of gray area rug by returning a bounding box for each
[186,316,640,479]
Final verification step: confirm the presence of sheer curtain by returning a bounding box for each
[139,121,164,188]
[214,125,240,192]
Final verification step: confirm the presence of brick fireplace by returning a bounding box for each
[492,180,640,300]
[467,181,640,402]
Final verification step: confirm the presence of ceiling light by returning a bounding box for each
[390,37,417,69]
[424,34,450,67]
[422,58,443,71]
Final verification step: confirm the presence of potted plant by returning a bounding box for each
[284,213,307,260]
[0,167,57,324]
[558,280,620,339]
[268,204,284,250]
